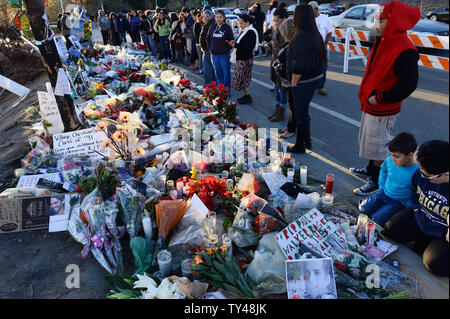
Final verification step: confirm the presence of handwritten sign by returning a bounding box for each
[54,68,72,96]
[262,172,289,195]
[37,91,65,134]
[54,35,68,61]
[53,128,108,158]
[276,208,346,260]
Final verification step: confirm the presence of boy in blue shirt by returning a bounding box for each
[359,132,418,226]
[383,140,448,277]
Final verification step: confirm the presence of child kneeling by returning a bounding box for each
[359,132,418,226]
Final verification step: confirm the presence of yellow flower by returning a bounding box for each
[84,109,94,118]
[112,131,123,142]
[206,248,213,255]
[136,146,145,156]
[101,139,111,148]
[119,112,131,122]
[194,255,203,265]
[96,121,107,131]
[116,124,126,131]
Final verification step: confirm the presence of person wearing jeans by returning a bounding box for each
[200,10,217,85]
[206,10,233,90]
[154,11,171,60]
[286,5,326,154]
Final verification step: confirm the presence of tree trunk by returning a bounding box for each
[24,0,79,132]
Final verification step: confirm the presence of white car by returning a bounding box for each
[212,8,240,21]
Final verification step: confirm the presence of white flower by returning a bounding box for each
[133,273,157,291]
[156,278,186,299]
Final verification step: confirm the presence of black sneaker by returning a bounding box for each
[353,180,379,196]
[350,167,371,178]
[238,95,252,104]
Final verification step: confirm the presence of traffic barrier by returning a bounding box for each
[330,27,449,72]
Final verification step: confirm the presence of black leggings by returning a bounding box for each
[382,208,449,277]
[287,88,297,133]
[366,160,381,185]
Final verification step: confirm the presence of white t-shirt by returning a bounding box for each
[315,14,334,42]
[265,8,276,29]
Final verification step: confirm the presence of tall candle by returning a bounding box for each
[300,166,307,185]
[176,181,184,199]
[142,212,153,242]
[287,168,295,182]
[326,174,334,194]
[222,233,232,260]
[181,258,194,279]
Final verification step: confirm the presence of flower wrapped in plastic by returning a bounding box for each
[155,199,188,244]
[117,186,146,239]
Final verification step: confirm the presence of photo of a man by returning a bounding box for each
[50,196,65,216]
[286,258,337,299]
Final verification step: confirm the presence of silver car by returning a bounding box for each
[329,4,449,42]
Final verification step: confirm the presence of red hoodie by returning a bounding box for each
[359,1,420,117]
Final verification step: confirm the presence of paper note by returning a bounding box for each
[54,68,72,96]
[17,173,63,188]
[150,133,173,146]
[262,172,289,195]
[37,90,65,134]
[54,35,68,60]
[53,128,109,158]
[49,194,80,232]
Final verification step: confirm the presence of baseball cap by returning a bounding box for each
[308,1,319,9]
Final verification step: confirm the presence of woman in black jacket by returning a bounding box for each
[286,4,326,153]
[230,14,258,104]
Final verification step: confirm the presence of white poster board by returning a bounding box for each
[53,127,109,158]
[54,68,72,96]
[54,35,68,61]
[276,208,347,260]
[37,90,65,134]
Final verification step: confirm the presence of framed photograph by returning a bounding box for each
[285,258,337,299]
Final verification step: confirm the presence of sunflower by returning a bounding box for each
[96,121,107,131]
[136,146,145,156]
[119,112,131,122]
[112,131,123,142]
[101,139,111,148]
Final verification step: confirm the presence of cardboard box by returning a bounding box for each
[0,194,78,234]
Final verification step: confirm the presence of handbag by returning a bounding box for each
[230,48,237,63]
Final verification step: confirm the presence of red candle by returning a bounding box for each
[284,157,290,163]
[325,174,334,194]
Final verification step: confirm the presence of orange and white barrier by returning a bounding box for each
[330,27,449,72]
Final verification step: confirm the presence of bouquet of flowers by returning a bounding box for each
[67,47,84,65]
[95,112,146,161]
[128,72,147,84]
[86,83,107,99]
[82,48,100,60]
[186,176,230,210]
[191,246,256,298]
[177,78,191,90]
[203,81,229,106]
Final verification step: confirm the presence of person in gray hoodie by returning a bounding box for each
[98,10,111,45]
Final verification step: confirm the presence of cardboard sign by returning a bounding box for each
[54,68,72,96]
[53,128,109,158]
[37,90,65,134]
[0,74,30,97]
[276,208,347,260]
[0,196,51,234]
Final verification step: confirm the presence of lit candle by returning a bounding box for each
[157,249,172,277]
[322,193,334,207]
[287,168,295,182]
[300,166,307,185]
[310,192,321,208]
[326,174,334,194]
[209,233,218,248]
[142,212,153,242]
[176,181,184,199]
[181,258,194,279]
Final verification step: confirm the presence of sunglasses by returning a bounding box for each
[420,171,442,180]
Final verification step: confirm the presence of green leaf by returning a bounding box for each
[105,275,134,292]
[212,260,227,274]
[223,283,246,297]
[202,252,212,266]
[107,292,134,299]
[130,237,152,276]
[208,273,225,282]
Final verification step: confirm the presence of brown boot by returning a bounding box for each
[270,106,285,122]
[268,104,280,120]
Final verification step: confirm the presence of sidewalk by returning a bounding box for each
[176,63,449,299]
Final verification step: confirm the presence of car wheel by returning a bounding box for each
[429,14,438,21]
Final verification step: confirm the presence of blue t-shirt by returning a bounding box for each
[378,156,418,206]
[412,170,449,239]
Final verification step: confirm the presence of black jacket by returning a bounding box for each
[286,30,326,82]
[200,19,215,52]
[235,29,257,61]
[250,9,265,33]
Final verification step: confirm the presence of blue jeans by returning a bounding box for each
[142,34,156,55]
[359,189,406,226]
[119,32,127,44]
[290,76,323,126]
[275,87,288,108]
[159,35,170,59]
[320,55,328,89]
[211,52,231,90]
[203,51,216,85]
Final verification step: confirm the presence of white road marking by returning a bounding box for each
[250,77,361,128]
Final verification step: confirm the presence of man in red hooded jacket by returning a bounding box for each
[350,0,420,196]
